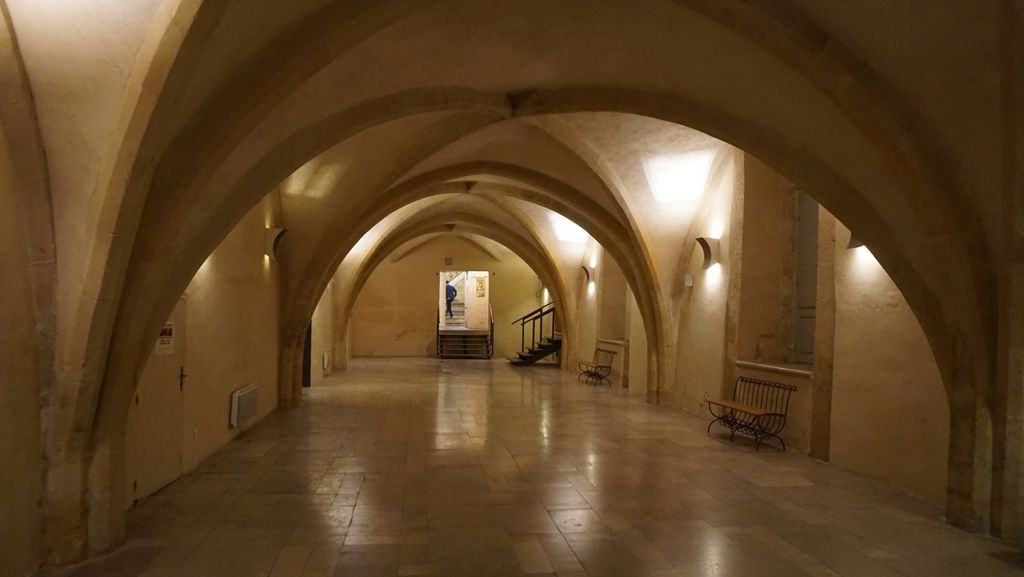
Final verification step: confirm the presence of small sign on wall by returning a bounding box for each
[155,322,175,355]
[444,257,453,265]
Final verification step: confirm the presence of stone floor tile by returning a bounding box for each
[46,359,1024,577]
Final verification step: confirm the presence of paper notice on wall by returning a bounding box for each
[155,322,174,355]
[475,277,486,297]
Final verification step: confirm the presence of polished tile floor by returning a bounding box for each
[46,359,1023,576]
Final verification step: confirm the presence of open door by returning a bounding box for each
[438,273,447,327]
[464,271,490,330]
[126,297,185,508]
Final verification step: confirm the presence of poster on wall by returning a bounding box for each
[155,322,175,355]
[475,277,486,297]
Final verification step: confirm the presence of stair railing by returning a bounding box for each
[511,302,557,353]
[488,305,494,359]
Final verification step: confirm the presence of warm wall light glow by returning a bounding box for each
[587,281,597,297]
[643,150,715,204]
[280,160,347,199]
[550,213,588,242]
[589,251,598,269]
[854,245,877,267]
[708,220,725,240]
[704,262,722,290]
[542,288,550,303]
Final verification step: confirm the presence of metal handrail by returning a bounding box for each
[511,301,555,326]
[514,302,558,353]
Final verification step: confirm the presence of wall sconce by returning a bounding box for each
[264,227,287,261]
[847,234,865,249]
[695,237,720,270]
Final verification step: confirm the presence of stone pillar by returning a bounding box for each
[277,327,304,408]
[809,209,837,460]
[946,380,994,533]
[86,431,126,555]
[721,151,746,389]
[647,337,663,404]
[992,0,1024,541]
[43,455,88,564]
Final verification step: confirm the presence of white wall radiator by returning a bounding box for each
[229,383,259,429]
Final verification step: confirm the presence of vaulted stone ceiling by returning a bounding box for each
[3,0,1016,562]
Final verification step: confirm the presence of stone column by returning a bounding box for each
[946,379,994,533]
[809,209,837,460]
[86,430,127,555]
[992,0,1024,541]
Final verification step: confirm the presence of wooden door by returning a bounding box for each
[464,271,490,330]
[125,298,185,508]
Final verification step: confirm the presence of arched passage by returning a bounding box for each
[29,0,1012,563]
[275,163,669,408]
[327,217,578,374]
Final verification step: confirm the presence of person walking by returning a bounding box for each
[445,280,457,318]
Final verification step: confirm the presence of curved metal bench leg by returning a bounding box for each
[706,418,720,435]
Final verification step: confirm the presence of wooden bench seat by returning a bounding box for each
[705,398,769,417]
[705,377,796,451]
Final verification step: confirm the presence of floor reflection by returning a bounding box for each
[45,358,1024,577]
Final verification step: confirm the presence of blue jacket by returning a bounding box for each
[445,283,457,301]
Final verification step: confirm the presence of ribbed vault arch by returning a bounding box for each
[275,171,663,406]
[327,216,577,379]
[39,0,1007,561]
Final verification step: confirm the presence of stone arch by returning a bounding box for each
[75,91,993,559]
[275,167,666,407]
[48,0,1005,558]
[0,7,56,572]
[328,214,577,374]
[511,88,995,528]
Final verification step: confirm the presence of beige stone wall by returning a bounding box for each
[598,253,627,340]
[830,225,949,505]
[672,160,948,499]
[0,148,43,577]
[674,156,738,413]
[627,291,648,399]
[736,156,796,363]
[310,282,335,385]
[574,242,601,369]
[176,199,281,471]
[350,236,542,358]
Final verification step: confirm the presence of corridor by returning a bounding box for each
[48,360,1021,577]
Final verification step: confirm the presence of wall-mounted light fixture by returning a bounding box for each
[847,234,865,249]
[695,236,720,270]
[264,227,287,262]
[581,265,597,297]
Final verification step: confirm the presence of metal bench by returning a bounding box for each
[578,348,616,386]
[705,376,796,451]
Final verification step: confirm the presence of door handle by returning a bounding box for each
[179,366,187,391]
